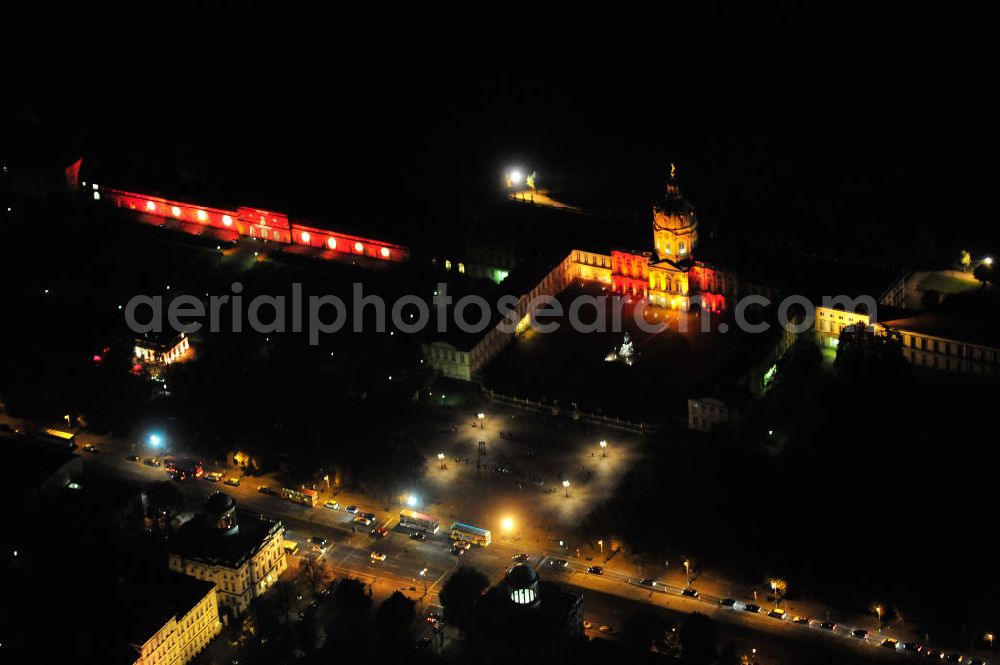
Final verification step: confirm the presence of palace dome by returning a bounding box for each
[653,164,698,231]
[204,491,239,535]
[505,564,540,607]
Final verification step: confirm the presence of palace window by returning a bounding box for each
[679,242,687,255]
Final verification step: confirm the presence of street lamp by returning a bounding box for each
[985,257,994,266]
[477,412,485,428]
[597,539,603,554]
[437,453,445,469]
[684,559,691,586]
[562,479,570,497]
[501,517,514,538]
[406,494,418,508]
[599,439,607,458]
[874,605,883,631]
[986,633,994,652]
[148,433,164,449]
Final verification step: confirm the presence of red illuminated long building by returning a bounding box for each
[93,184,410,263]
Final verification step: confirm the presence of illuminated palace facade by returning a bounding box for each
[425,169,739,381]
[570,166,730,313]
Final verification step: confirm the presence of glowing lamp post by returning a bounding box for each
[477,412,485,428]
[599,439,607,458]
[501,516,514,541]
[148,433,164,449]
[437,452,445,469]
[562,479,570,497]
[986,633,994,652]
[874,605,883,632]
[406,494,418,508]
[684,559,691,586]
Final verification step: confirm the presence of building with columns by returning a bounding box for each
[168,492,287,618]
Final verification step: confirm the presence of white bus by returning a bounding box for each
[399,509,440,534]
[449,522,491,547]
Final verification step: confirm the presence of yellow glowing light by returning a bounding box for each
[301,231,311,243]
[327,237,337,249]
[171,206,181,217]
[381,247,390,258]
[354,242,364,252]
[222,214,233,226]
[146,200,156,211]
[501,517,514,532]
[196,210,208,222]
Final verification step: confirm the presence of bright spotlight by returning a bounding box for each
[148,433,163,448]
[406,494,418,508]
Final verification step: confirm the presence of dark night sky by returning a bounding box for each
[6,6,995,251]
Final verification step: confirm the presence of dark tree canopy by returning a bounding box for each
[439,566,490,629]
[679,612,717,665]
[376,591,416,636]
[334,577,372,619]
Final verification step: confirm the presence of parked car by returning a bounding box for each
[345,505,359,514]
[719,598,737,607]
[899,642,922,653]
[638,578,657,587]
[743,603,761,614]
[353,515,373,527]
[768,608,786,619]
[126,455,140,462]
[549,558,569,568]
[324,500,339,510]
[369,551,387,562]
[852,629,869,640]
[682,588,700,598]
[224,477,240,487]
[144,458,161,467]
[881,638,899,649]
[257,485,274,494]
[310,536,328,548]
[369,527,388,538]
[204,471,223,482]
[409,531,426,541]
[512,553,529,563]
[792,616,810,625]
[587,566,604,575]
[944,654,964,663]
[82,444,99,454]
[820,621,837,630]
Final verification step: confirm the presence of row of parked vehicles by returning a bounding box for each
[710,596,987,663]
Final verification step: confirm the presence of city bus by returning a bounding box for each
[163,456,204,479]
[449,522,491,547]
[399,509,440,534]
[282,539,299,556]
[281,487,319,507]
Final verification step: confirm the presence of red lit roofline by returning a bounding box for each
[101,186,409,261]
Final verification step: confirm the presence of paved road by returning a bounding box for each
[2,416,988,665]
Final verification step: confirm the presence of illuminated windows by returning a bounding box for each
[457,262,464,273]
[197,210,208,222]
[327,237,337,250]
[445,260,452,270]
[171,206,182,217]
[301,231,311,243]
[679,242,687,255]
[222,215,233,226]
[380,247,390,258]
[146,200,157,212]
[354,242,364,252]
[93,191,101,200]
